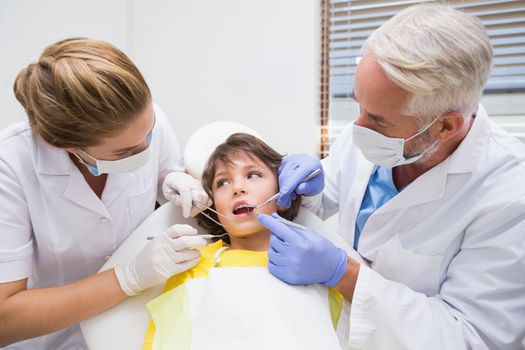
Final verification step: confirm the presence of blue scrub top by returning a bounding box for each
[354,166,399,250]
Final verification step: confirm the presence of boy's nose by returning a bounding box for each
[233,184,247,196]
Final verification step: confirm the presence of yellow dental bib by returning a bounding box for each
[143,241,348,350]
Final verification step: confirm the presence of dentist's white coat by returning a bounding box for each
[305,106,525,349]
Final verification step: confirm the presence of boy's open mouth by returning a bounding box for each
[232,204,255,216]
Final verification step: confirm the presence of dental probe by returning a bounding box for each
[255,168,322,209]
[168,186,228,218]
[192,198,228,219]
[146,232,228,240]
[274,216,307,230]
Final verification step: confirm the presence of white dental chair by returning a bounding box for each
[81,121,364,349]
[80,202,362,350]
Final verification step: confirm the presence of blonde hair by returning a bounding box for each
[364,3,493,120]
[13,37,151,148]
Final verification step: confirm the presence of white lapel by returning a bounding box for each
[357,104,489,256]
[345,152,375,226]
[101,172,135,207]
[36,136,110,217]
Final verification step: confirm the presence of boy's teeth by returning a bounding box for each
[234,204,253,210]
[233,205,255,215]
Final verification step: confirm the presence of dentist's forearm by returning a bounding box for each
[334,258,360,303]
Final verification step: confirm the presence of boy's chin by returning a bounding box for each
[227,223,267,238]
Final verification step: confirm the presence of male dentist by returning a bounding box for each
[259,4,525,349]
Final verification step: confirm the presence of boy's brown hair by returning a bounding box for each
[198,133,302,242]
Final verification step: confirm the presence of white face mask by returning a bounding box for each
[352,118,439,168]
[74,131,152,176]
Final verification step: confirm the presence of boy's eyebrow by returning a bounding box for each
[214,170,227,179]
[242,164,262,171]
[213,163,265,181]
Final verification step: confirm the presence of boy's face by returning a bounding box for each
[212,152,278,237]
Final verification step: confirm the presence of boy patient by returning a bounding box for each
[142,133,348,349]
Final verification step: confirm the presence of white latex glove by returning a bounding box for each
[162,171,212,218]
[114,224,207,296]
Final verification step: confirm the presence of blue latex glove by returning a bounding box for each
[277,154,325,208]
[258,213,348,287]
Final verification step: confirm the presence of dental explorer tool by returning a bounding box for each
[274,216,307,230]
[168,186,228,219]
[146,232,228,240]
[255,168,322,209]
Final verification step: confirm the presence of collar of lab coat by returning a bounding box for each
[35,135,77,175]
[35,135,134,216]
[445,103,489,174]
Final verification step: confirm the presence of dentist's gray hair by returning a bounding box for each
[363,3,492,121]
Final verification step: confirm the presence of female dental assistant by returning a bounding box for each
[0,38,208,349]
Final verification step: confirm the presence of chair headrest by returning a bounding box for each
[183,121,261,181]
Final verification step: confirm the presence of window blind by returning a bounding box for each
[325,0,525,150]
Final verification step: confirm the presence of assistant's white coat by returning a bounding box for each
[0,105,183,349]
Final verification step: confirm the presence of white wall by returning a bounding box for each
[0,0,320,155]
[0,0,129,129]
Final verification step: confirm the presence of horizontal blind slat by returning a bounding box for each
[327,0,525,149]
[328,1,525,94]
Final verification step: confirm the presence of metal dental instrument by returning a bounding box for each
[255,168,322,209]
[147,232,228,240]
[275,217,307,230]
[199,209,226,227]
[146,188,229,241]
[192,197,229,219]
[254,193,279,210]
[168,186,228,219]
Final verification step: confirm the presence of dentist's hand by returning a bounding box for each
[114,224,207,296]
[258,213,347,287]
[163,171,212,218]
[277,154,324,208]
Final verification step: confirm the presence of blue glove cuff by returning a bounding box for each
[322,249,348,287]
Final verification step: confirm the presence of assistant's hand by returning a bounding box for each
[114,224,207,296]
[277,154,324,208]
[162,171,212,218]
[258,213,347,287]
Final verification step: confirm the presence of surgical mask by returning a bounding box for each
[74,130,153,176]
[352,118,439,168]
